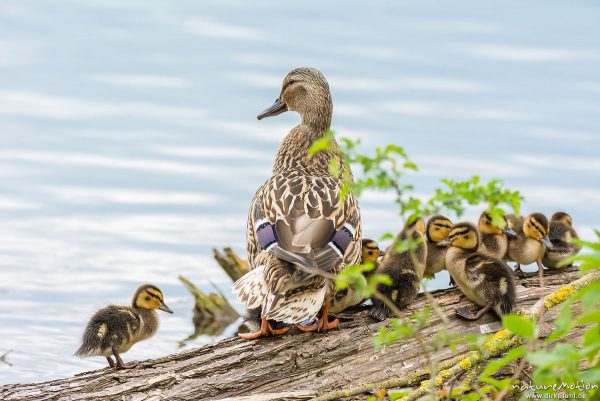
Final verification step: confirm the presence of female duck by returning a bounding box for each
[234,68,362,338]
[424,215,453,277]
[478,212,517,259]
[75,284,173,369]
[369,218,427,321]
[438,223,515,320]
[543,211,581,268]
[506,212,553,287]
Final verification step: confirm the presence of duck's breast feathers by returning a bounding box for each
[75,306,141,357]
[249,171,361,273]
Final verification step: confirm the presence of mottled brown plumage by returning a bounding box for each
[369,218,427,321]
[74,284,173,369]
[543,211,581,269]
[440,223,515,320]
[233,68,362,337]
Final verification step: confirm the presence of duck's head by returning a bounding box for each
[426,215,453,243]
[437,222,479,251]
[133,284,173,313]
[257,67,332,127]
[479,212,517,237]
[551,211,573,227]
[523,213,553,248]
[361,239,384,264]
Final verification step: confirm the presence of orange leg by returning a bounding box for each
[296,302,339,332]
[239,317,289,340]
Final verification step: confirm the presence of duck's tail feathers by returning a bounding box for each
[232,265,267,310]
[264,285,327,324]
[369,301,390,321]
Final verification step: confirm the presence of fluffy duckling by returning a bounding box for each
[478,212,517,259]
[330,239,384,314]
[369,218,427,321]
[424,215,453,277]
[75,284,173,369]
[438,223,515,320]
[234,67,362,338]
[506,212,554,287]
[543,212,581,269]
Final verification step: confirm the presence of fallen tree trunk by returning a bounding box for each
[0,266,587,401]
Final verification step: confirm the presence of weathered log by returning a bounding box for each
[0,266,586,401]
[213,247,250,282]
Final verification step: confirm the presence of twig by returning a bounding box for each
[0,350,13,367]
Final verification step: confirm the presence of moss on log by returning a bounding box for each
[0,266,588,401]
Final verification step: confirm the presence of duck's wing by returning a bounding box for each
[250,171,362,276]
[246,184,266,269]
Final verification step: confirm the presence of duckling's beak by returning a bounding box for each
[159,303,174,314]
[437,238,452,247]
[503,226,517,237]
[378,249,385,257]
[541,235,554,249]
[257,98,288,120]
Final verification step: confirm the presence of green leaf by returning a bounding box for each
[502,314,535,339]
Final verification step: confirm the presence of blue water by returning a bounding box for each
[1,0,599,384]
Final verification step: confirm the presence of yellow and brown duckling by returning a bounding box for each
[424,215,453,277]
[543,211,581,269]
[234,67,362,338]
[369,218,427,321]
[75,284,173,369]
[330,239,384,314]
[438,222,515,320]
[478,212,517,259]
[506,212,554,287]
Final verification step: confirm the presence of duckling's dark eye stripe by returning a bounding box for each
[450,228,470,238]
[146,291,162,301]
[434,223,452,229]
[366,245,379,250]
[531,221,545,234]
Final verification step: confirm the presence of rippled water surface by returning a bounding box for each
[1,0,599,384]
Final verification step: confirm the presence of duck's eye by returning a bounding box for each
[368,251,374,256]
[145,296,151,302]
[463,235,469,239]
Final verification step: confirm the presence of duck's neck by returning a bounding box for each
[133,307,160,336]
[273,126,345,176]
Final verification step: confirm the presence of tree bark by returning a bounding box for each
[0,266,586,401]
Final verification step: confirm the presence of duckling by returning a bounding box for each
[369,218,427,321]
[543,211,581,269]
[438,223,515,320]
[506,212,554,287]
[478,212,517,259]
[233,67,362,338]
[424,215,453,277]
[75,284,173,369]
[330,239,384,314]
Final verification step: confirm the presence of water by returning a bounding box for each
[1,0,599,384]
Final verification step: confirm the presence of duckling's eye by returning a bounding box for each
[145,296,151,302]
[463,235,469,239]
[368,251,374,255]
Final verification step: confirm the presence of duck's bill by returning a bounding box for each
[257,98,288,120]
[378,249,386,257]
[503,226,517,237]
[159,304,174,314]
[542,236,554,249]
[437,238,451,247]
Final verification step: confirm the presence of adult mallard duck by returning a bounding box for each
[233,67,362,339]
[74,284,173,369]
